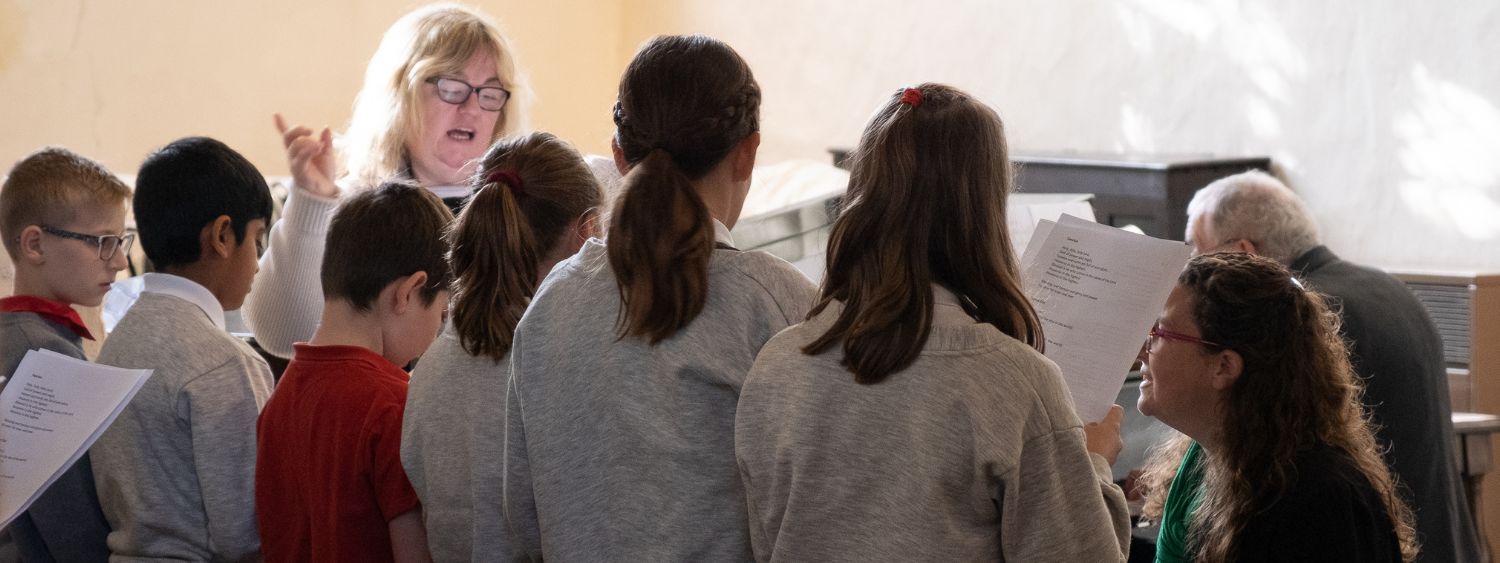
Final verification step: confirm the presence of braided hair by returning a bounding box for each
[606,35,761,344]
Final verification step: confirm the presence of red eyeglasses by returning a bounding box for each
[1146,323,1222,350]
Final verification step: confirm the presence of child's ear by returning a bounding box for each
[390,271,430,315]
[611,138,630,176]
[578,208,602,241]
[201,215,236,260]
[18,225,46,264]
[731,131,761,183]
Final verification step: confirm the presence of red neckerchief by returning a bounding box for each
[0,295,95,340]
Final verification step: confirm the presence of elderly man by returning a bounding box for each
[1184,170,1479,563]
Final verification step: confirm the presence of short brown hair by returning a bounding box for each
[1,147,132,259]
[322,181,454,310]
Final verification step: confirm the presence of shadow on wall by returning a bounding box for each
[1111,0,1499,260]
[1396,64,1500,242]
[1111,0,1307,154]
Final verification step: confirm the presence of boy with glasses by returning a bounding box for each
[90,137,274,562]
[0,146,129,562]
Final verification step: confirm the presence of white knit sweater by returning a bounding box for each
[241,187,340,358]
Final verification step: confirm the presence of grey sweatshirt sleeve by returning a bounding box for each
[503,348,542,563]
[999,427,1129,561]
[242,187,339,359]
[177,361,268,562]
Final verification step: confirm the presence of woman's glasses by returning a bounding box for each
[1146,322,1222,350]
[427,77,510,112]
[40,225,135,261]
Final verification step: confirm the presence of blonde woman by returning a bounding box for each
[245,4,523,359]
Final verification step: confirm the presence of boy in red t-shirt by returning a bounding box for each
[255,182,452,563]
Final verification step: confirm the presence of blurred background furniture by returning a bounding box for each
[829,149,1271,240]
[1395,270,1500,560]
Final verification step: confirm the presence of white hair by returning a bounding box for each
[1185,170,1320,265]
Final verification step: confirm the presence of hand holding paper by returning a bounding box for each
[0,349,152,528]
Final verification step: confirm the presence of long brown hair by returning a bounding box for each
[607,35,760,344]
[803,84,1042,384]
[448,132,602,362]
[1139,253,1418,562]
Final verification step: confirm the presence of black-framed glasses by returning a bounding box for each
[1146,322,1222,351]
[426,77,510,111]
[39,225,135,261]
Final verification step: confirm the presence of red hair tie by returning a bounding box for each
[487,169,524,195]
[900,87,924,108]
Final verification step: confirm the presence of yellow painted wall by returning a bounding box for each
[0,0,623,179]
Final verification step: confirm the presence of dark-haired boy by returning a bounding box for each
[256,182,452,563]
[90,137,274,561]
[0,146,130,562]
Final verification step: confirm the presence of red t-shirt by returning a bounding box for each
[255,344,421,563]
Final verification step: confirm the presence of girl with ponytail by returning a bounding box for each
[502,35,817,561]
[401,132,602,562]
[735,84,1131,562]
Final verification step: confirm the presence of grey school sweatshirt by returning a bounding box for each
[91,290,273,562]
[735,296,1131,562]
[504,238,817,562]
[0,311,112,562]
[402,326,512,563]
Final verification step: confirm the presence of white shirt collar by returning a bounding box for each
[141,273,227,330]
[426,185,471,200]
[712,218,735,247]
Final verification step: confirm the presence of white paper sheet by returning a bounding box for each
[1021,214,1192,422]
[0,349,152,527]
[1008,193,1095,258]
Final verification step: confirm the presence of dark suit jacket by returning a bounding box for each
[1292,245,1480,563]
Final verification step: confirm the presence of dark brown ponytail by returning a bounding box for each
[448,132,603,361]
[606,35,760,344]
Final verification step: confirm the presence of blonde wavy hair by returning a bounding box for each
[342,3,526,189]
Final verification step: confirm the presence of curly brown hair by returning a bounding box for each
[1139,252,1417,562]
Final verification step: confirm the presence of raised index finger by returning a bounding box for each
[274,113,289,135]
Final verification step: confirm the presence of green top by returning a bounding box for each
[1155,441,1205,563]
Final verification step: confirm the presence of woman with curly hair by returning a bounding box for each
[1138,252,1417,562]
